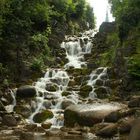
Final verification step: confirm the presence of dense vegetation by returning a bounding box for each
[0,0,95,86]
[103,0,140,89]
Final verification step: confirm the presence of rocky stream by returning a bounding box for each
[0,29,140,140]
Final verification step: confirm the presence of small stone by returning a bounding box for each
[25,124,37,131]
[41,122,52,129]
[80,85,92,92]
[2,115,17,126]
[61,91,71,96]
[45,84,58,92]
[96,123,118,138]
[43,101,52,109]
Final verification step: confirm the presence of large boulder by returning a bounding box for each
[16,85,36,98]
[64,103,122,127]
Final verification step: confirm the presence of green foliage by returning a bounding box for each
[0,0,95,83]
[31,57,44,72]
[109,0,140,41]
[128,53,140,88]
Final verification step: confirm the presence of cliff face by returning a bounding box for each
[90,22,140,98]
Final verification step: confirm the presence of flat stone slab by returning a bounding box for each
[64,102,124,127]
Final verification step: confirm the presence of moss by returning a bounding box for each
[80,85,92,91]
[78,91,90,98]
[61,91,71,96]
[46,84,58,92]
[33,110,54,123]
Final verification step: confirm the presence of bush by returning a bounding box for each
[30,57,43,72]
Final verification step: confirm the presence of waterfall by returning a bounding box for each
[5,89,16,113]
[61,31,94,68]
[28,69,70,128]
[7,29,110,129]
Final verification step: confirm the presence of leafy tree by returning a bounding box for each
[109,0,140,42]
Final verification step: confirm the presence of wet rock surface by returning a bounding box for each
[64,103,123,127]
[0,27,140,140]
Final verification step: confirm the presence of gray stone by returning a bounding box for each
[43,100,52,109]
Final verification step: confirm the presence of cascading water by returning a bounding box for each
[25,30,96,128]
[28,69,70,128]
[61,31,93,68]
[7,29,110,129]
[88,67,108,99]
[5,89,16,113]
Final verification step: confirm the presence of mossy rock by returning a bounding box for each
[81,69,91,75]
[80,85,92,91]
[62,91,71,96]
[14,105,32,118]
[66,68,90,76]
[74,76,82,85]
[95,79,104,86]
[68,80,77,87]
[41,122,52,129]
[46,84,58,92]
[33,110,54,123]
[94,87,109,99]
[78,91,90,98]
